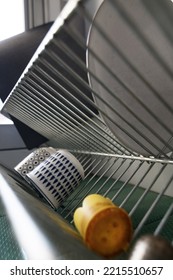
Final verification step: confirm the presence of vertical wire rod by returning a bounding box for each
[116,161,145,206]
[119,162,157,208]
[48,40,105,127]
[82,156,102,177]
[68,158,132,224]
[154,202,173,236]
[78,1,173,116]
[7,95,88,151]
[51,38,111,127]
[76,154,90,167]
[6,104,76,149]
[102,160,133,197]
[60,155,107,213]
[76,155,93,173]
[142,0,173,47]
[35,57,130,154]
[41,47,155,156]
[80,157,94,173]
[26,69,124,154]
[6,102,59,141]
[64,157,129,219]
[57,34,173,144]
[105,162,154,201]
[96,159,135,196]
[53,35,173,154]
[9,91,88,150]
[74,154,85,164]
[83,160,97,175]
[133,173,173,238]
[39,48,129,155]
[129,164,167,216]
[19,83,105,152]
[110,0,173,96]
[44,44,169,157]
[63,157,120,217]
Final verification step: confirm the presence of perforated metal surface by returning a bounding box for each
[0,215,24,260]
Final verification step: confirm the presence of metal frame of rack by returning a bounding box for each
[1,0,173,257]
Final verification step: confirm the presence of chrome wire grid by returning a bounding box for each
[58,152,173,244]
[2,0,173,245]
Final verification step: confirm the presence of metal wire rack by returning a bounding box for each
[1,0,173,256]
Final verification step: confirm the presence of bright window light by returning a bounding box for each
[0,0,25,41]
[0,99,14,125]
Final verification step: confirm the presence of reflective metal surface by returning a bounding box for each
[0,164,100,259]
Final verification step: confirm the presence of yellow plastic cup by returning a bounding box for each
[74,194,132,257]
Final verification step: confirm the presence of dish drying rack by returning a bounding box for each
[1,0,173,259]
